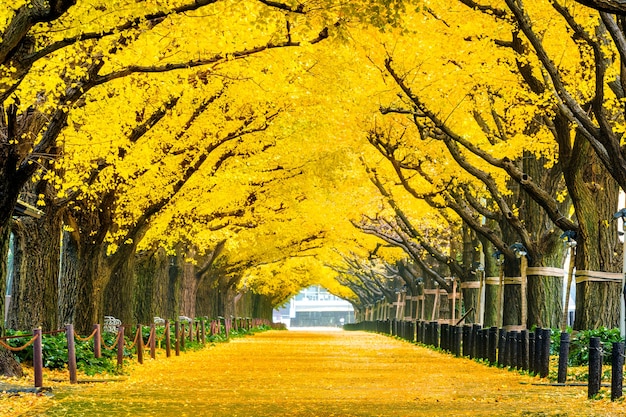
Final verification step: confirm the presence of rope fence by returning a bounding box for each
[346,319,626,402]
[0,316,274,389]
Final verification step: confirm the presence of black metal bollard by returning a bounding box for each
[506,331,517,368]
[431,321,440,348]
[540,328,551,378]
[588,337,602,398]
[557,332,570,384]
[497,328,506,367]
[612,341,624,401]
[520,330,529,371]
[533,327,543,376]
[462,325,471,356]
[470,324,481,359]
[488,327,498,364]
[454,326,462,357]
[528,332,535,373]
[441,324,449,351]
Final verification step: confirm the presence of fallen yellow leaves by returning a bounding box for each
[3,330,626,416]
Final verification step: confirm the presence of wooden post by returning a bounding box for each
[66,324,78,384]
[557,332,570,384]
[33,328,43,388]
[588,337,602,398]
[136,325,144,365]
[150,323,156,360]
[175,321,180,356]
[612,341,624,401]
[93,324,101,359]
[180,323,186,351]
[165,320,171,358]
[117,326,125,368]
[200,318,206,344]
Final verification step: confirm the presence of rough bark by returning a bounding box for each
[561,130,622,329]
[134,247,171,324]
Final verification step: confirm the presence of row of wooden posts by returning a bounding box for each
[0,317,270,388]
[345,319,625,402]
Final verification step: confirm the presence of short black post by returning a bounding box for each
[441,323,449,351]
[506,331,517,368]
[462,325,471,356]
[520,330,529,371]
[66,324,77,384]
[454,326,462,357]
[611,341,624,401]
[497,328,506,367]
[588,337,602,398]
[540,328,551,378]
[533,327,543,376]
[528,332,535,373]
[470,324,481,359]
[431,321,440,348]
[557,332,570,384]
[488,327,498,364]
[515,331,523,369]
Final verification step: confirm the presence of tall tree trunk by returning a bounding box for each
[73,246,111,334]
[7,202,61,331]
[104,246,138,326]
[180,249,199,319]
[134,247,171,324]
[58,230,79,327]
[521,154,566,329]
[566,138,621,329]
[0,224,10,335]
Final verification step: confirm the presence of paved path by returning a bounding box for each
[24,330,625,416]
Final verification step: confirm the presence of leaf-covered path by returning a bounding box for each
[23,330,626,416]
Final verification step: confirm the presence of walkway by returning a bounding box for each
[22,330,625,416]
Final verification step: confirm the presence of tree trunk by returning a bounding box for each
[104,248,138,326]
[58,230,79,328]
[563,135,621,329]
[0,224,10,335]
[251,293,273,321]
[7,204,61,332]
[73,246,111,334]
[521,153,566,329]
[134,248,172,324]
